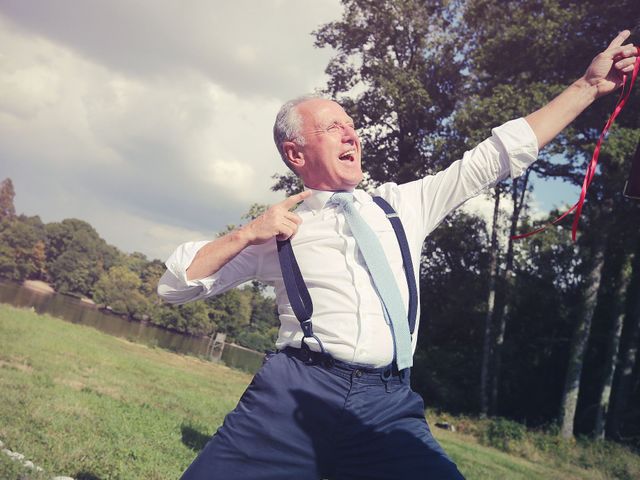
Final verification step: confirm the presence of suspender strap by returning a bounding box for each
[371,196,418,334]
[276,238,324,353]
[276,195,419,353]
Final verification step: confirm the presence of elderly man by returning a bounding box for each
[158,32,638,479]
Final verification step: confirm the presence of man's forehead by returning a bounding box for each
[297,99,351,123]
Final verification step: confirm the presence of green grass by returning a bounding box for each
[438,430,600,479]
[0,304,638,479]
[0,304,252,479]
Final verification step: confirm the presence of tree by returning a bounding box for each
[490,171,532,413]
[140,259,166,299]
[0,178,16,221]
[608,238,640,439]
[157,301,215,337]
[559,237,605,439]
[414,210,491,411]
[271,172,304,196]
[460,0,640,428]
[206,288,252,339]
[458,0,589,419]
[593,251,632,439]
[45,219,119,296]
[93,265,148,318]
[297,0,640,437]
[0,215,46,281]
[313,0,465,185]
[480,187,501,416]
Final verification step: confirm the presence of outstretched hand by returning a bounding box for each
[243,190,312,245]
[581,30,638,99]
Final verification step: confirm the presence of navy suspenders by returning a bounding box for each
[372,196,418,335]
[276,238,321,353]
[276,196,418,356]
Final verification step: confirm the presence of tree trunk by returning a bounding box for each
[559,244,605,439]
[608,240,640,438]
[593,255,631,440]
[480,187,500,417]
[490,173,529,413]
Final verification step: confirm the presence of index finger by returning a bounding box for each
[280,189,312,209]
[606,30,631,50]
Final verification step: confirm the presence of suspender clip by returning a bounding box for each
[300,319,313,337]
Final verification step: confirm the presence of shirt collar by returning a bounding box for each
[302,185,372,214]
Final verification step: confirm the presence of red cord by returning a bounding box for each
[512,47,640,241]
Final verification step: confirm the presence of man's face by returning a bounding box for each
[293,99,363,191]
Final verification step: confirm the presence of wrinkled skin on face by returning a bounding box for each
[284,99,363,191]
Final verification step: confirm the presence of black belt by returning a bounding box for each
[279,347,407,382]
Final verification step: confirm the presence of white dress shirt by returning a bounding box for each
[157,118,538,368]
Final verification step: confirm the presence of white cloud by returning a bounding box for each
[0,3,341,259]
[0,0,341,97]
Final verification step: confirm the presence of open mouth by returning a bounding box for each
[339,149,356,162]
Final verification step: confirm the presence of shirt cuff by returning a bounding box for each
[164,240,220,290]
[491,118,539,178]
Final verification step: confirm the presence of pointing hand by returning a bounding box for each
[243,190,312,245]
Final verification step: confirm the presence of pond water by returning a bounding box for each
[0,280,264,374]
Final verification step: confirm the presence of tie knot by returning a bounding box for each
[330,192,354,207]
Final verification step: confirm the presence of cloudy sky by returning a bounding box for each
[0,0,347,261]
[0,1,578,262]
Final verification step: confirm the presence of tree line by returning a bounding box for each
[271,0,640,444]
[0,177,280,353]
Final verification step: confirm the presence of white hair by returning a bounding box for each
[273,94,324,173]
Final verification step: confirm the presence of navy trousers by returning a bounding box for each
[181,349,465,479]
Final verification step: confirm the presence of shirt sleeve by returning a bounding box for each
[393,117,538,239]
[157,239,262,305]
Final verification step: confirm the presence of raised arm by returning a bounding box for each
[525,30,638,149]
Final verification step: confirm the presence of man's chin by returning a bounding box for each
[342,175,363,190]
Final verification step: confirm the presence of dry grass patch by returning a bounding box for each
[0,358,33,373]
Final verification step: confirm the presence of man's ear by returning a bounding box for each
[283,141,305,170]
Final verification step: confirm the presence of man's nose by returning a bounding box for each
[341,126,358,144]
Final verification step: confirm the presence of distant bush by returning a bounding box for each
[574,436,637,480]
[428,411,640,478]
[482,417,527,452]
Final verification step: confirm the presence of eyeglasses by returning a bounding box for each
[300,121,358,137]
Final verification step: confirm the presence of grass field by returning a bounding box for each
[0,304,638,479]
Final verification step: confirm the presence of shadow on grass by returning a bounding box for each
[75,471,102,480]
[181,423,212,452]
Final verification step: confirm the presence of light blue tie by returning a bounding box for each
[330,192,413,369]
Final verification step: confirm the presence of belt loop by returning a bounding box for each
[399,368,409,384]
[381,367,392,393]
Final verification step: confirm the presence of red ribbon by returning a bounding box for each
[512,47,640,241]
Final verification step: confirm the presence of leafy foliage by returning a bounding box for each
[0,178,16,221]
[93,266,148,318]
[0,179,280,353]
[304,0,640,445]
[0,215,47,281]
[43,219,120,296]
[314,0,466,184]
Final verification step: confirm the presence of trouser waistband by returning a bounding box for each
[278,346,410,385]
